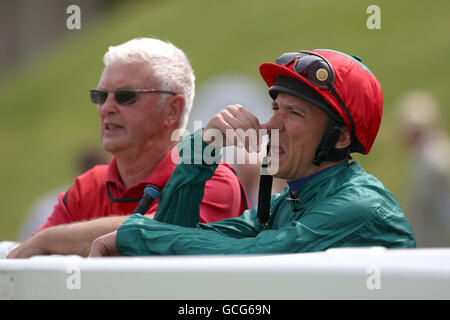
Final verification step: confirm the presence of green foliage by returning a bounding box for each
[0,0,449,239]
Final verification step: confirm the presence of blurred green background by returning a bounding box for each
[0,0,449,240]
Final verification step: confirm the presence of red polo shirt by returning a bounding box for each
[37,147,248,233]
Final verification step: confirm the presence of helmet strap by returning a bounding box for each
[312,118,351,166]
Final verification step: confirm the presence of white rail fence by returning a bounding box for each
[1,247,449,299]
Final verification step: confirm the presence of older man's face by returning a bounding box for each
[268,93,329,181]
[96,61,166,156]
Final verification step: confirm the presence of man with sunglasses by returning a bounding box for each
[88,49,416,257]
[7,38,248,258]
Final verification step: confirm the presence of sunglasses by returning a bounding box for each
[90,88,175,106]
[275,51,336,90]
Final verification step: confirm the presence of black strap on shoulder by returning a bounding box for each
[62,189,70,209]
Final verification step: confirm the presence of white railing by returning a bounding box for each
[1,247,450,299]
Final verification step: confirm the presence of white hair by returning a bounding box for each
[103,38,195,130]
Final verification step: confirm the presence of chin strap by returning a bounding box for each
[312,118,351,166]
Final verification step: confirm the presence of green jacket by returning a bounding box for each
[117,131,416,255]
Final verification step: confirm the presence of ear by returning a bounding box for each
[163,94,185,128]
[335,126,352,149]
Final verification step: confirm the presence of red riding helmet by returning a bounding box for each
[259,49,383,155]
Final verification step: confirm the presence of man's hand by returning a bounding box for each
[202,104,272,152]
[7,234,48,259]
[89,231,119,257]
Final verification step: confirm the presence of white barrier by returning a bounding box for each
[1,247,450,299]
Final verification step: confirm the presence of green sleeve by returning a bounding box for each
[117,212,304,255]
[153,129,221,227]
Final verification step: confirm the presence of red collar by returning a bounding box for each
[105,147,180,193]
